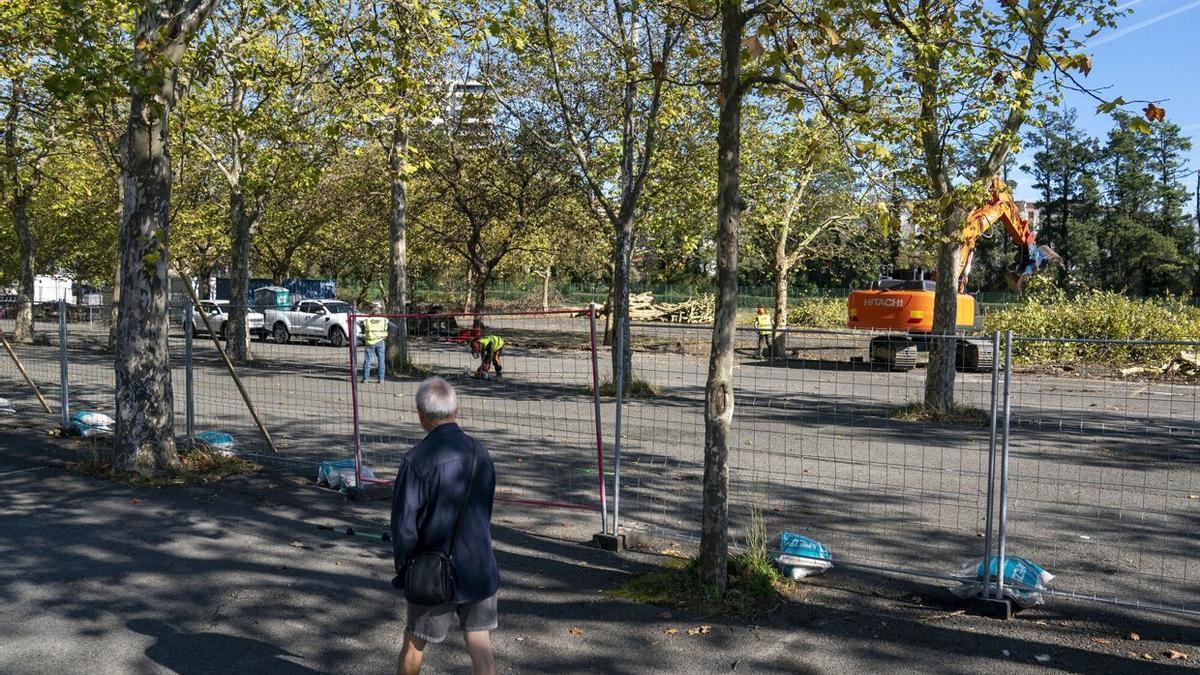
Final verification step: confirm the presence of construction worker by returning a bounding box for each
[360,301,398,383]
[470,334,505,379]
[755,306,773,358]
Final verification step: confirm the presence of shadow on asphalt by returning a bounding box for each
[128,619,322,674]
[0,418,1193,675]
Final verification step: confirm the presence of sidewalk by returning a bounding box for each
[0,416,1194,674]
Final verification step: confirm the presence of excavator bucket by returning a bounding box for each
[1005,245,1062,294]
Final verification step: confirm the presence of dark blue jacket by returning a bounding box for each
[390,423,499,603]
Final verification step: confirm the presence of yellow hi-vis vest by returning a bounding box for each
[363,317,389,345]
[478,335,504,352]
[755,313,772,336]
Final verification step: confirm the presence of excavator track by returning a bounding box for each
[869,335,918,371]
[956,338,995,373]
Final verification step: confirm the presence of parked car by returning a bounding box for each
[263,299,358,347]
[187,301,265,341]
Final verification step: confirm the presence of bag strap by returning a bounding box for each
[446,439,479,560]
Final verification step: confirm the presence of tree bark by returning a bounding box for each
[108,181,125,351]
[540,264,551,310]
[770,261,789,357]
[602,256,616,346]
[699,2,744,592]
[198,265,213,300]
[114,0,216,475]
[386,122,410,371]
[916,42,961,413]
[223,76,256,363]
[471,268,488,316]
[463,267,475,312]
[923,210,965,412]
[227,189,256,362]
[3,78,36,343]
[610,214,634,391]
[11,195,35,343]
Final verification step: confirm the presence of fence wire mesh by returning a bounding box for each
[6,294,1200,620]
[183,301,353,466]
[350,309,605,525]
[1004,335,1200,617]
[0,302,65,418]
[616,323,998,578]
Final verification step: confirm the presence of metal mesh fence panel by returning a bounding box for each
[186,301,356,467]
[62,302,118,424]
[351,309,606,527]
[617,323,999,577]
[0,302,64,419]
[1004,336,1200,617]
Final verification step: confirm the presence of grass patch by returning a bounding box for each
[73,442,259,486]
[595,377,662,398]
[890,402,990,426]
[611,509,790,616]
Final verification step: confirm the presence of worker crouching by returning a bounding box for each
[470,335,505,380]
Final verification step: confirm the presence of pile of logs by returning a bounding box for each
[1158,351,1199,377]
[628,292,715,324]
[1120,351,1200,378]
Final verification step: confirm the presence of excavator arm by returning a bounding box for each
[957,177,1060,293]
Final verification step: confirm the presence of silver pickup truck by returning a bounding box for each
[262,299,356,347]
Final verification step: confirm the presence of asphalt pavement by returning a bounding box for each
[2,317,1198,619]
[1,415,1197,674]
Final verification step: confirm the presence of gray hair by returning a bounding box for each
[415,376,458,421]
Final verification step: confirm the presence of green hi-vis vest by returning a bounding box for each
[363,317,389,345]
[755,313,772,335]
[479,335,504,352]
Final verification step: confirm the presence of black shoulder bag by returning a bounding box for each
[403,441,479,605]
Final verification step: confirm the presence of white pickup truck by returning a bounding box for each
[263,299,357,347]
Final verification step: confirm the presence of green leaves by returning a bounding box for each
[1096,96,1126,114]
[875,201,898,236]
[1054,53,1092,76]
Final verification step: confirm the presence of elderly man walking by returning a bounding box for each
[391,377,498,675]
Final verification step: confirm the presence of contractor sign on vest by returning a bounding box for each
[363,317,389,345]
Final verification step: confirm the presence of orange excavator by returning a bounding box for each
[847,177,1060,371]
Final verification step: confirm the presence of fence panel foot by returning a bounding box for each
[590,532,625,552]
[969,596,1013,620]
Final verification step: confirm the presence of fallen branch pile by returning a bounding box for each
[1120,351,1200,378]
[627,292,715,324]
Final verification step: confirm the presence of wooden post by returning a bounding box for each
[175,266,278,453]
[0,328,53,414]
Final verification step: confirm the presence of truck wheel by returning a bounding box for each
[273,323,290,344]
[220,323,229,341]
[329,326,347,348]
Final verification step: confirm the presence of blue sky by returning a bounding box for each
[1009,0,1200,202]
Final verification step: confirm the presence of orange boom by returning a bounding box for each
[847,177,1060,371]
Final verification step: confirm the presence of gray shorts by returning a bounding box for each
[406,594,498,644]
